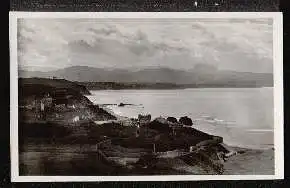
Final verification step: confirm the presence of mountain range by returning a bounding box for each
[19,65,273,87]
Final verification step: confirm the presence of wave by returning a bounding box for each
[198,116,235,125]
[246,129,274,133]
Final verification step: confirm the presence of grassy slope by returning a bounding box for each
[19,77,91,97]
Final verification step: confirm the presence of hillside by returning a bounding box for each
[19,77,91,97]
[18,77,116,122]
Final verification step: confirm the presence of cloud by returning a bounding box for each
[17,18,273,73]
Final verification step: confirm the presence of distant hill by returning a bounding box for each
[19,65,273,88]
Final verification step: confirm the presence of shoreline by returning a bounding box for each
[98,105,130,121]
[87,86,274,93]
[95,102,274,151]
[18,77,275,175]
[79,81,273,91]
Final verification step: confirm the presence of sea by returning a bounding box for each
[87,87,274,150]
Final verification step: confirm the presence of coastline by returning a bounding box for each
[95,102,274,174]
[95,104,128,121]
[90,93,275,175]
[98,102,275,153]
[88,87,274,151]
[18,78,275,175]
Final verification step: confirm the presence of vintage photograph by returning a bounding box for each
[10,12,283,181]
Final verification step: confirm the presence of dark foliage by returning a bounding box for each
[19,77,91,97]
[146,119,171,132]
[167,116,178,123]
[19,122,72,140]
[179,116,193,126]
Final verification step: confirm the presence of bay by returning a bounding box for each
[87,87,274,150]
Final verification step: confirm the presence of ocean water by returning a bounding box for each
[87,87,274,150]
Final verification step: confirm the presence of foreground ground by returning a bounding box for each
[18,78,274,175]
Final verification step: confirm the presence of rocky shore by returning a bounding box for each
[18,78,274,175]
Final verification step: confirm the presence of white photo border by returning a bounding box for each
[9,12,284,182]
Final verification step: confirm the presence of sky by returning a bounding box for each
[17,18,273,73]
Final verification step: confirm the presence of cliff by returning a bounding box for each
[18,78,116,124]
[19,77,91,96]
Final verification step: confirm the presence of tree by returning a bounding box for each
[179,116,193,126]
[167,116,178,123]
